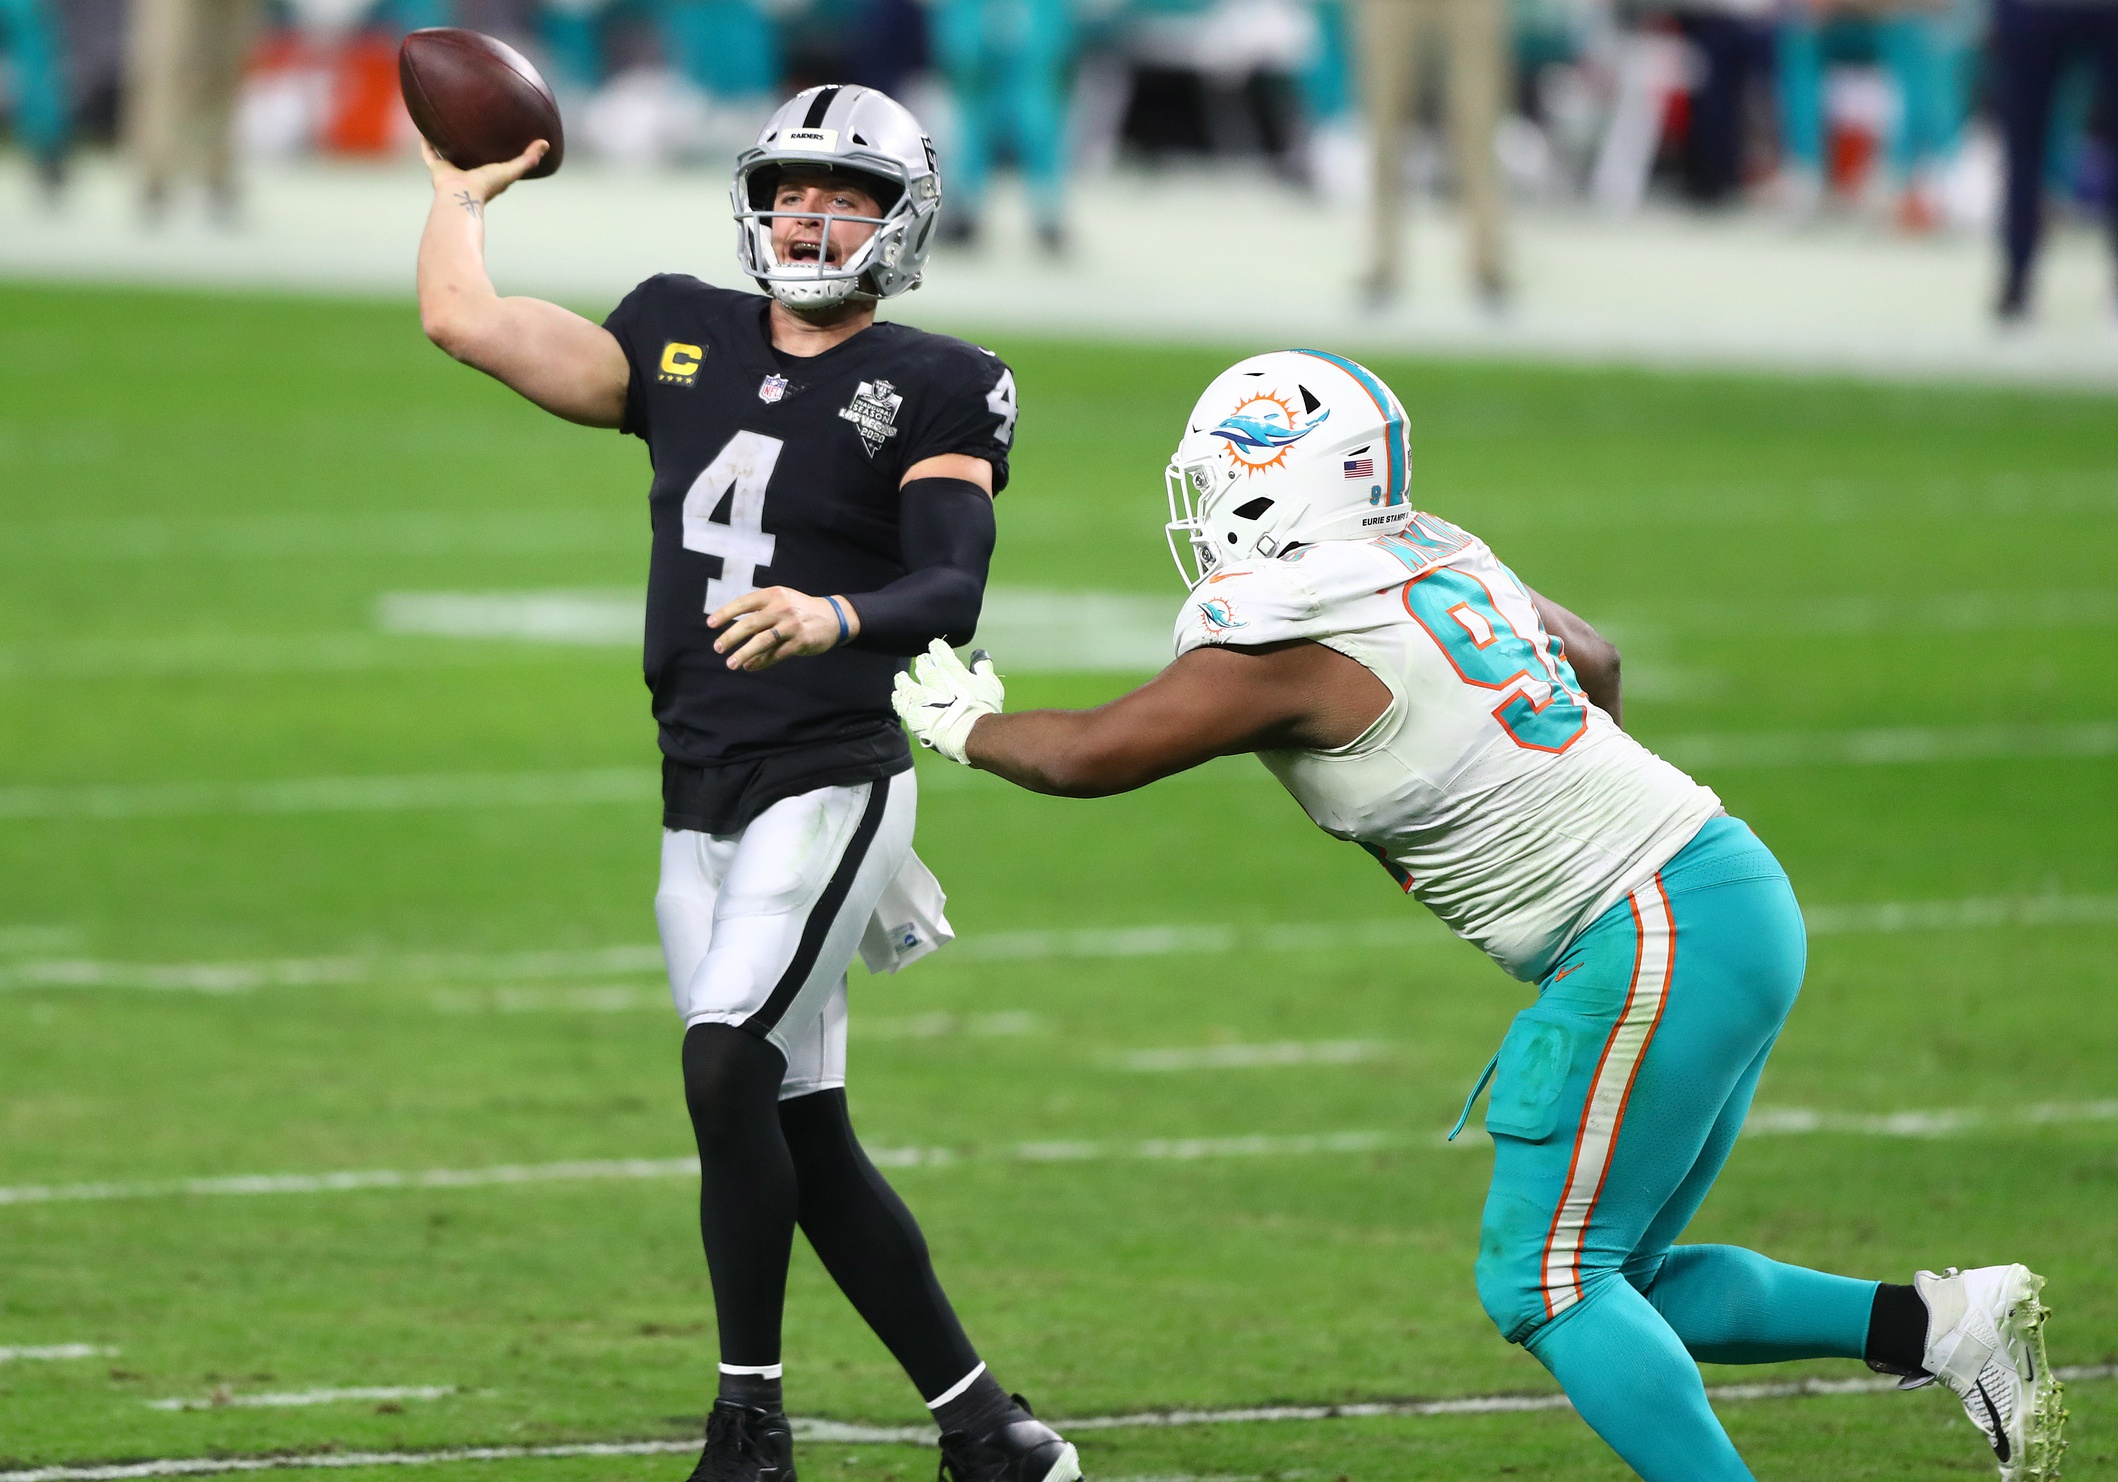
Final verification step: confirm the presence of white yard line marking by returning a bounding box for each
[0,1136,1404,1208]
[0,770,659,823]
[1113,1041,1391,1072]
[0,634,618,683]
[1069,1366,2118,1429]
[1658,720,2118,768]
[10,891,2115,996]
[11,587,2113,683]
[373,589,1176,674]
[147,1387,455,1413]
[5,718,2113,822]
[0,1442,704,1481]
[376,592,641,647]
[0,513,638,565]
[975,590,1172,672]
[1801,892,2118,934]
[5,1099,2114,1210]
[860,1011,1043,1039]
[429,986,661,1015]
[6,1367,2113,1479]
[0,1344,112,1363]
[1,945,668,994]
[1618,588,2118,638]
[0,1158,702,1208]
[1743,1100,2118,1137]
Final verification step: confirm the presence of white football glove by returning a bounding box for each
[892,639,1004,766]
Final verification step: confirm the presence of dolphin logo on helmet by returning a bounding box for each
[731,85,943,310]
[1165,350,1414,587]
[1211,400,1330,472]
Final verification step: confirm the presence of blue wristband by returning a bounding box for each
[825,596,850,646]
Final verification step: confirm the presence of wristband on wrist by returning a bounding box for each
[825,596,851,647]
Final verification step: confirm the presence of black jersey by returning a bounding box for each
[602,274,1017,833]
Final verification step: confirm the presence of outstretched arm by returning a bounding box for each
[416,140,630,428]
[1529,589,1622,727]
[900,641,1392,797]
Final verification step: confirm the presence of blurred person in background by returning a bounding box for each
[1358,0,1511,302]
[541,0,614,95]
[1,0,71,194]
[125,0,264,220]
[1296,0,1362,191]
[1653,0,1774,204]
[374,0,453,27]
[934,0,1073,251]
[850,0,931,97]
[1773,0,1969,226]
[1990,0,2118,317]
[658,0,782,111]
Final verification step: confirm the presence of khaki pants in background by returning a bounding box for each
[1356,0,1510,299]
[124,0,261,207]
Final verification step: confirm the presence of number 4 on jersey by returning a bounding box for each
[985,368,1018,448]
[683,430,784,612]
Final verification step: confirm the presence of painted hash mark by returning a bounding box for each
[147,1386,456,1412]
[3,1368,2112,1480]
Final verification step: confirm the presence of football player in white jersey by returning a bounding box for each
[893,350,2068,1482]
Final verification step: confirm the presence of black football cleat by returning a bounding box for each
[937,1394,1081,1482]
[687,1399,796,1482]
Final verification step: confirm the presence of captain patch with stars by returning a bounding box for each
[601,273,1017,791]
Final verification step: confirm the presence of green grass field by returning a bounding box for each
[1,282,2114,1480]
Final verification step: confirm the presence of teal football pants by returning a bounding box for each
[934,0,1071,230]
[1473,816,1879,1481]
[0,0,68,163]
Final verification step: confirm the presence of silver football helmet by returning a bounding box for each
[732,85,942,310]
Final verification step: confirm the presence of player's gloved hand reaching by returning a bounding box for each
[893,640,1003,765]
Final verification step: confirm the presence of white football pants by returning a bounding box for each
[655,772,916,1099]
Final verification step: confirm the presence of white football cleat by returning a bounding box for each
[1912,1264,2067,1481]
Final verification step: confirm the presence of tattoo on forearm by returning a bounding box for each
[453,190,482,219]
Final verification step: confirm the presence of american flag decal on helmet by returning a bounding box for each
[1344,458,1374,479]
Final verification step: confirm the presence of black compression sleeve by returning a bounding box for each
[845,476,995,655]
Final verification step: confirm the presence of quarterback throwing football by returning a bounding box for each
[415,85,1076,1482]
[895,350,2067,1482]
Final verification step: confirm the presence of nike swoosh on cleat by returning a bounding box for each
[1975,1378,2011,1461]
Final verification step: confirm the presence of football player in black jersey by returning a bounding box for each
[414,84,1077,1482]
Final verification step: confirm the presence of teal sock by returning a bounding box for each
[1642,1244,1877,1364]
[1527,1278,1756,1482]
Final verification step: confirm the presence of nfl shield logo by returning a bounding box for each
[758,374,789,405]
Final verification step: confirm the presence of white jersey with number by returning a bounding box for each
[1172,512,1721,982]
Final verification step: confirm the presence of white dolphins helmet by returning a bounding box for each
[1165,349,1414,587]
[732,84,942,310]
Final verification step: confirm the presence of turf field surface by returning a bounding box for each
[0,284,2113,1478]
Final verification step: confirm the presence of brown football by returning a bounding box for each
[399,27,564,178]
